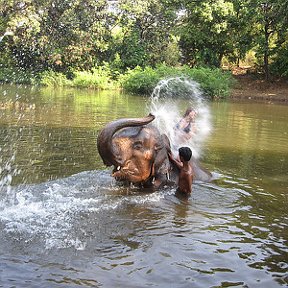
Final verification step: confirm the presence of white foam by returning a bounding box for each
[0,178,103,249]
[0,171,171,250]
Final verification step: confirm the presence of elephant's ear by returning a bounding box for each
[161,134,171,153]
[153,134,171,175]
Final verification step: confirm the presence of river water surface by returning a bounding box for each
[0,85,287,287]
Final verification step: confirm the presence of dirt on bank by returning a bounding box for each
[230,72,288,104]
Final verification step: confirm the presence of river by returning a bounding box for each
[0,84,287,287]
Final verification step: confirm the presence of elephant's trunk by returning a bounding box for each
[97,114,155,166]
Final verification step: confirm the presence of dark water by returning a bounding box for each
[0,85,287,287]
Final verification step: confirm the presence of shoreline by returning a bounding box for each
[230,74,288,104]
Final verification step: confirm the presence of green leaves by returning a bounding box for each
[0,0,112,71]
[0,0,287,80]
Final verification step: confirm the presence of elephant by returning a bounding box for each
[97,113,212,188]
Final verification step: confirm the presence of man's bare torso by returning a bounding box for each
[178,165,193,194]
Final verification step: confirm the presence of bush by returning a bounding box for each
[120,64,233,99]
[40,70,70,87]
[0,66,37,84]
[72,67,115,89]
[0,64,233,99]
[119,66,159,94]
[183,67,233,99]
[39,66,118,89]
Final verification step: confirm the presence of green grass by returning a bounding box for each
[39,67,118,90]
[71,67,116,89]
[39,70,71,87]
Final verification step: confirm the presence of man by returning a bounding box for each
[168,147,193,195]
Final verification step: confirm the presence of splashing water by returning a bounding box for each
[0,148,21,198]
[149,77,212,159]
[0,31,14,43]
[0,170,172,250]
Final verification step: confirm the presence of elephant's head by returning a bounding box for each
[97,114,170,184]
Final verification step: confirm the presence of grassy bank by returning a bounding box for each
[0,65,233,100]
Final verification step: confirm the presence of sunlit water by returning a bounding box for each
[0,84,287,287]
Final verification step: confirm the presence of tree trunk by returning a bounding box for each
[263,13,270,81]
[264,28,270,81]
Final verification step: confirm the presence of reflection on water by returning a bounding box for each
[0,85,148,185]
[0,85,287,287]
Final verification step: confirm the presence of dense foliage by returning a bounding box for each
[0,0,287,83]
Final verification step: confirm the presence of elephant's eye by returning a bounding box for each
[133,141,143,150]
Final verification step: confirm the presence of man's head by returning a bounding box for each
[179,147,192,162]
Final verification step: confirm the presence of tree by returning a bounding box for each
[228,0,255,66]
[0,0,114,71]
[112,0,179,69]
[1,0,287,79]
[248,0,288,80]
[177,0,235,67]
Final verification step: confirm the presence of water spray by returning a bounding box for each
[148,77,212,159]
[0,31,14,43]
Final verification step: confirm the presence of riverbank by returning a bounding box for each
[230,73,288,103]
[0,65,232,100]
